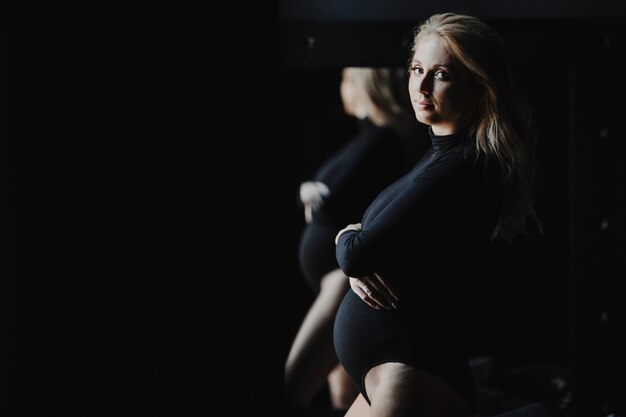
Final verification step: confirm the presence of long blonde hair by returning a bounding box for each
[411,13,540,241]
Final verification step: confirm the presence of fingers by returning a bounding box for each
[352,285,383,310]
[316,182,330,197]
[300,181,330,204]
[349,277,398,311]
[335,223,362,245]
[299,182,314,203]
[372,272,399,304]
[364,280,398,310]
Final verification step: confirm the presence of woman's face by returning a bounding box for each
[408,34,480,135]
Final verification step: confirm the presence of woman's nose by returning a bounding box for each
[418,75,433,95]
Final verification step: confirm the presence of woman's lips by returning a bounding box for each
[416,101,434,110]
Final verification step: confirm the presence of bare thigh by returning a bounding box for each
[344,394,370,417]
[284,269,350,405]
[364,362,473,417]
[327,362,359,410]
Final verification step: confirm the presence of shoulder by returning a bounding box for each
[353,125,404,153]
[416,144,483,186]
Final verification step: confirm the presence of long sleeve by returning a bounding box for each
[336,135,499,283]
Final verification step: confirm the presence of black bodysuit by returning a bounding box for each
[334,128,502,410]
[298,118,413,291]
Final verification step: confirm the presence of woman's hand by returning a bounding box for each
[335,223,361,244]
[299,181,329,206]
[349,273,399,310]
[300,181,330,223]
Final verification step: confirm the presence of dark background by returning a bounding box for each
[280,1,626,416]
[0,4,244,415]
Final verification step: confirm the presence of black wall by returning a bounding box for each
[1,4,220,415]
[280,0,626,20]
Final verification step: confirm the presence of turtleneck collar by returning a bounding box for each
[428,126,468,152]
[357,117,375,130]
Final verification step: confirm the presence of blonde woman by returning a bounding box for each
[334,13,540,417]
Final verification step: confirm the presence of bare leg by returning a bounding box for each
[328,362,359,410]
[364,362,473,417]
[344,394,370,417]
[284,269,350,406]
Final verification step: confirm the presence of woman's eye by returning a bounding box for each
[410,66,423,75]
[434,70,450,80]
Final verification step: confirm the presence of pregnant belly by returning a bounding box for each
[298,221,340,289]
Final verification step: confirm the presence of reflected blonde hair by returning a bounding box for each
[346,66,424,170]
